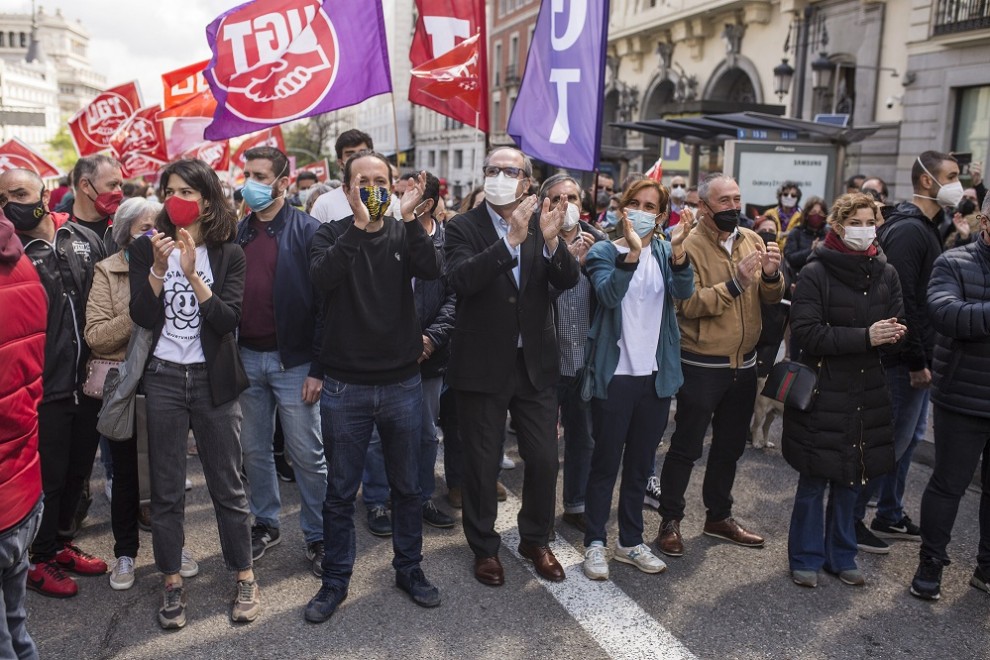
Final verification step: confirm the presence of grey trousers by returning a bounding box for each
[143,358,252,575]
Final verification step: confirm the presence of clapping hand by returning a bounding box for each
[567,231,596,265]
[869,317,907,346]
[176,228,198,279]
[735,250,762,289]
[761,241,782,276]
[539,196,567,252]
[346,174,372,230]
[399,171,429,221]
[621,210,643,259]
[506,194,537,248]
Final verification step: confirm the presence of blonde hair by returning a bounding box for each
[827,192,881,228]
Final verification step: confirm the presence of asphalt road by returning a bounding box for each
[27,413,988,659]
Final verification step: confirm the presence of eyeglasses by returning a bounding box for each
[671,183,686,189]
[483,166,526,179]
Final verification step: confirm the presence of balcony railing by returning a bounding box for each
[933,0,990,35]
[505,63,520,86]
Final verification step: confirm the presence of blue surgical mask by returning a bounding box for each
[604,209,618,226]
[626,208,657,237]
[242,178,277,212]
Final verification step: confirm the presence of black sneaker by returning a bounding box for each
[855,520,890,554]
[274,452,296,483]
[367,505,392,537]
[871,515,922,541]
[643,475,662,510]
[396,568,441,608]
[910,556,944,601]
[306,541,324,578]
[970,565,990,594]
[422,501,455,529]
[304,584,347,623]
[251,523,281,561]
[159,583,187,630]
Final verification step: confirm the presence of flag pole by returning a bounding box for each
[591,168,600,222]
[390,92,401,167]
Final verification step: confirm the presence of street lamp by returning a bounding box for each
[773,59,795,100]
[811,52,834,92]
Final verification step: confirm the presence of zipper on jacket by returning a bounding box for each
[857,418,867,485]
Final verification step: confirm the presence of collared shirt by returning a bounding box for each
[720,229,739,255]
[553,272,592,377]
[486,203,522,288]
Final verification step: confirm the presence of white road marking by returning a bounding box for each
[495,491,696,660]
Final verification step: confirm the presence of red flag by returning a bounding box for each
[645,157,663,182]
[411,33,481,107]
[162,61,212,109]
[231,127,285,170]
[0,138,60,178]
[68,81,143,157]
[409,0,487,132]
[182,141,231,171]
[295,158,330,183]
[109,105,169,178]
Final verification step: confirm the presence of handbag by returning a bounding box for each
[98,326,154,441]
[82,358,122,399]
[762,360,820,411]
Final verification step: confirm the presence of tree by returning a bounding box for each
[283,114,337,174]
[47,124,78,173]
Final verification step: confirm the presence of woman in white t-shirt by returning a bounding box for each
[580,179,696,581]
[128,158,256,630]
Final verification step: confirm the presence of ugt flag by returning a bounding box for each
[0,138,60,178]
[204,0,392,140]
[506,0,610,172]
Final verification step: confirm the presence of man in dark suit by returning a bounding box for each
[444,147,580,586]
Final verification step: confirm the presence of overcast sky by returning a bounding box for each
[26,0,240,106]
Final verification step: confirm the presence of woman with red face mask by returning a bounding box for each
[128,158,258,630]
[784,195,830,277]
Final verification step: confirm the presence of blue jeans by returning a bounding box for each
[0,499,41,660]
[320,373,424,590]
[557,375,594,514]
[855,364,930,523]
[788,474,859,572]
[239,349,327,543]
[362,376,443,506]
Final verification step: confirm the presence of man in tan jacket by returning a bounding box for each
[655,173,785,557]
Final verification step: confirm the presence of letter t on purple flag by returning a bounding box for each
[507,0,610,172]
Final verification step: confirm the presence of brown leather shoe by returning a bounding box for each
[496,482,508,502]
[518,541,565,582]
[447,487,462,509]
[561,512,586,533]
[703,517,765,547]
[655,519,684,557]
[474,556,504,586]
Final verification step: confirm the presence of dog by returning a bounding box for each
[751,376,785,449]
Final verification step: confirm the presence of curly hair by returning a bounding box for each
[827,192,881,228]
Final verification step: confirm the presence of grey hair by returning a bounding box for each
[538,173,579,201]
[112,197,162,248]
[484,147,533,177]
[698,172,737,205]
[71,154,121,192]
[983,193,990,217]
[304,183,334,214]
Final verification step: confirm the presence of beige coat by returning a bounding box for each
[676,222,786,367]
[85,251,132,361]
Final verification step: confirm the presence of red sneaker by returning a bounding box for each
[54,543,108,575]
[27,560,78,598]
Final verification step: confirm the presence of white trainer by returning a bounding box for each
[615,543,667,574]
[109,556,135,590]
[583,544,609,581]
[179,547,199,578]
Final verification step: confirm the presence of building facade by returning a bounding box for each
[488,0,540,147]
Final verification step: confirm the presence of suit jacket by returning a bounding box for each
[444,202,580,394]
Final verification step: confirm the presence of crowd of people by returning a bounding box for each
[1,128,988,654]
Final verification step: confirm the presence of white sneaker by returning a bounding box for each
[109,556,135,590]
[179,547,199,578]
[583,544,609,581]
[500,454,516,470]
[184,478,193,491]
[105,479,113,503]
[615,543,667,574]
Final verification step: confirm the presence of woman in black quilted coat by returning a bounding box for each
[783,193,906,589]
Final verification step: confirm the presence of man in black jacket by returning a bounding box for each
[305,152,442,623]
[910,198,990,600]
[0,168,109,598]
[235,146,327,574]
[444,147,579,586]
[854,151,961,554]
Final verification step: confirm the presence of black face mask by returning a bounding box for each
[4,199,46,232]
[711,208,740,232]
[757,231,777,245]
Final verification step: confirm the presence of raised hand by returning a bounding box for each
[761,241,782,276]
[506,194,537,248]
[952,212,971,240]
[971,160,983,187]
[539,196,566,252]
[621,209,643,259]
[399,171,429,221]
[346,173,372,230]
[670,208,695,256]
[735,250,761,289]
[176,227,198,278]
[567,231,595,265]
[149,230,172,276]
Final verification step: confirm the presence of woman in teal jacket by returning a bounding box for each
[580,178,695,581]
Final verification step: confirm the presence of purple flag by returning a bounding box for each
[507,0,610,172]
[204,0,392,141]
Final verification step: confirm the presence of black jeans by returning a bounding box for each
[585,375,671,548]
[658,363,757,522]
[107,436,140,559]
[919,404,990,571]
[31,395,102,560]
[438,385,463,490]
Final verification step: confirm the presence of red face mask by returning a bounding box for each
[165,195,201,227]
[806,213,826,230]
[92,189,123,217]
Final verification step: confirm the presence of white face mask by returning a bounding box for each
[916,157,965,208]
[781,194,798,209]
[484,173,522,206]
[670,186,687,202]
[841,225,876,251]
[562,202,580,231]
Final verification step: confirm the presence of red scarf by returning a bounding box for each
[824,229,878,256]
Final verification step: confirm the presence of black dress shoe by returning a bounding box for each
[396,568,441,607]
[474,556,504,586]
[518,541,565,582]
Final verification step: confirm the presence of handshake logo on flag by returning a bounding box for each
[212,1,338,123]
